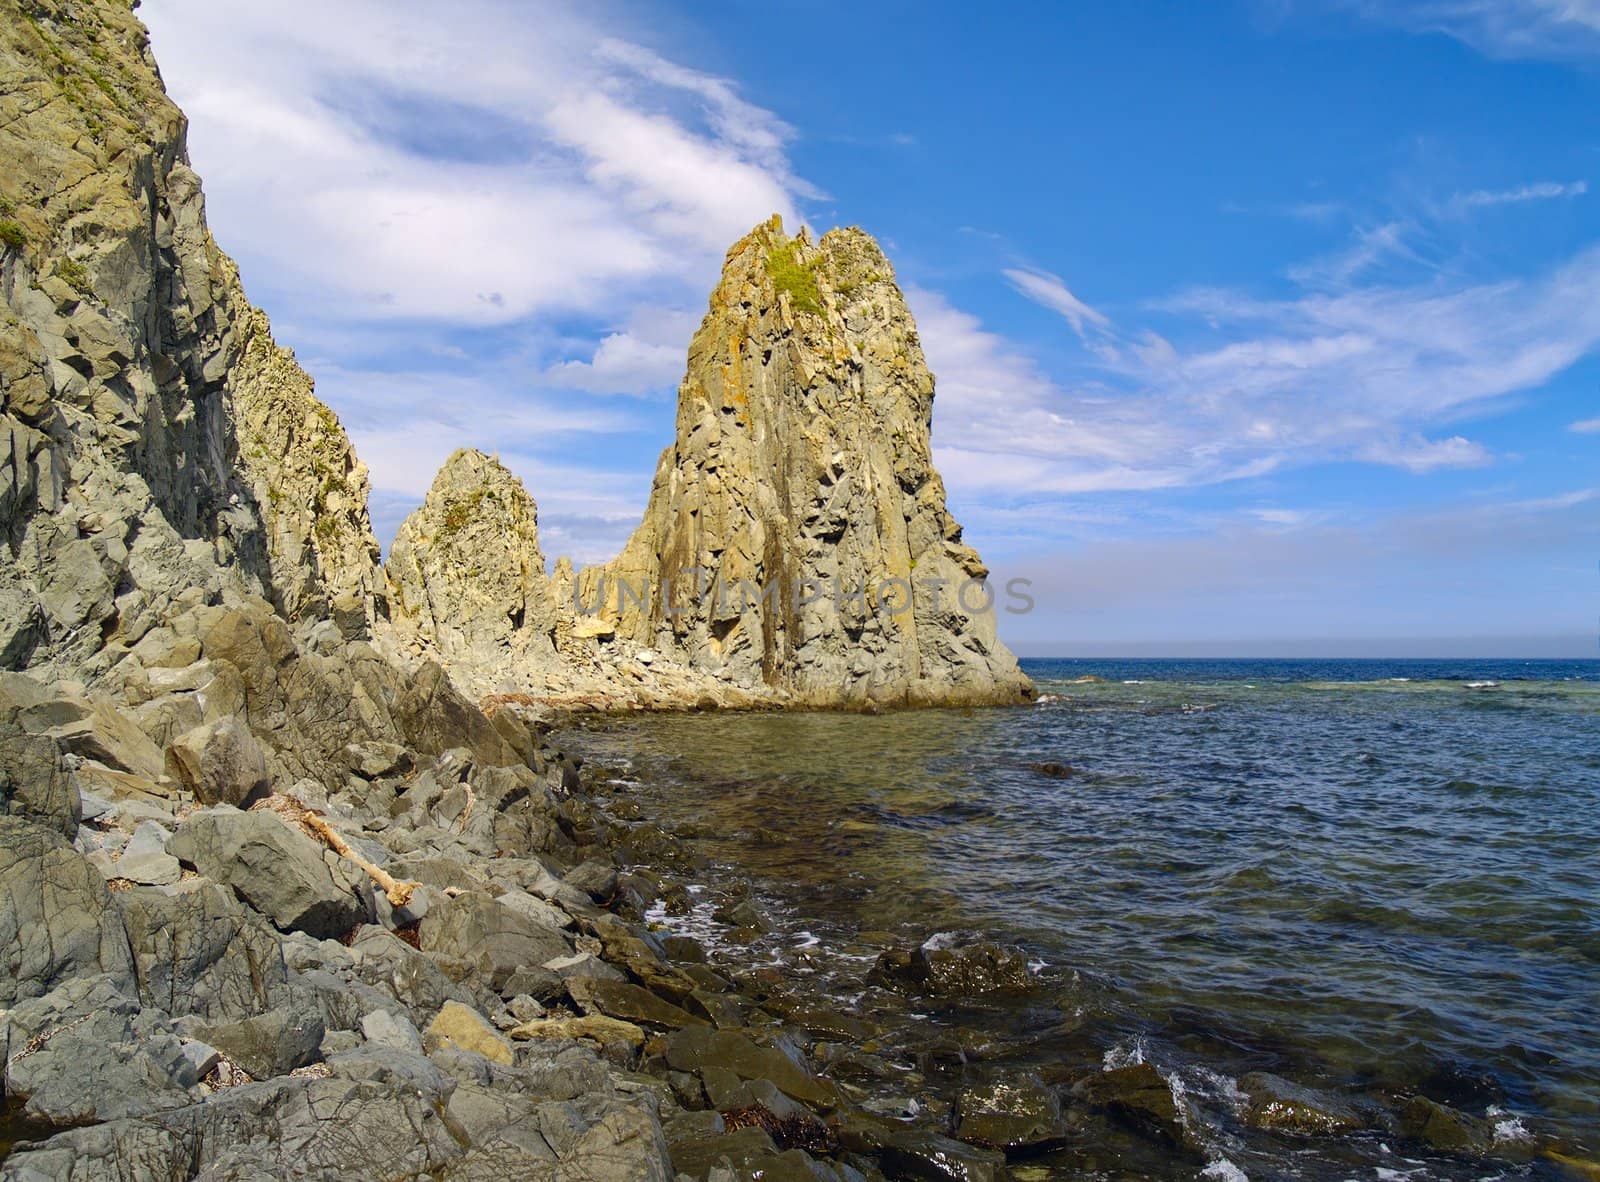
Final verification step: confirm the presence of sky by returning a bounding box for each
[140,0,1599,657]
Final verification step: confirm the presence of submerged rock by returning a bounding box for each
[955,1077,1072,1153]
[869,939,1034,999]
[1238,1071,1363,1135]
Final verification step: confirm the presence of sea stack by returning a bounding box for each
[580,215,1032,707]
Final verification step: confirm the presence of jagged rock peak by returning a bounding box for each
[385,448,560,671]
[579,215,1033,707]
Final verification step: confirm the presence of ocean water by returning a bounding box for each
[558,658,1600,1179]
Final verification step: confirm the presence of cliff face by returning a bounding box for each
[0,0,380,680]
[578,216,1031,706]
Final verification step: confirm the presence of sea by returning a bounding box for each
[557,658,1600,1180]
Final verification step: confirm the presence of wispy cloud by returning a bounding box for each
[1341,0,1600,61]
[1002,267,1112,341]
[1451,179,1588,212]
[918,238,1600,500]
[1571,415,1600,434]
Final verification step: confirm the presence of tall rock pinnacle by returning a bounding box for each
[580,215,1032,706]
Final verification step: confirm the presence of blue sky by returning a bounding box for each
[141,0,1599,655]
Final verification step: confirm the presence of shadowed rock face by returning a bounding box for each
[579,216,1032,707]
[0,0,381,679]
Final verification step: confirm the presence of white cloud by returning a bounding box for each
[1357,434,1493,471]
[545,332,685,396]
[914,238,1600,499]
[1002,267,1112,340]
[1343,0,1600,60]
[1453,180,1588,210]
[141,0,812,324]
[1570,415,1600,433]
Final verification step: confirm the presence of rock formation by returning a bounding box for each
[0,0,381,685]
[386,448,560,674]
[577,216,1031,707]
[382,219,1030,708]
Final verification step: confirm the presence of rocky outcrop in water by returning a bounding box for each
[577,216,1031,707]
[387,219,1032,709]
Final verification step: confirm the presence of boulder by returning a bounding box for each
[361,1008,424,1055]
[1239,1071,1363,1135]
[1071,1063,1189,1146]
[664,1027,836,1108]
[418,891,571,991]
[424,1000,515,1066]
[167,808,365,938]
[106,819,181,885]
[955,1077,1071,1153]
[1398,1096,1494,1154]
[869,939,1034,999]
[566,976,707,1030]
[164,716,270,806]
[118,880,289,1020]
[3,975,195,1124]
[195,1004,326,1079]
[393,661,519,767]
[0,724,78,836]
[0,816,135,1006]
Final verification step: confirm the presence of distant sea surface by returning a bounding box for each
[560,658,1600,1178]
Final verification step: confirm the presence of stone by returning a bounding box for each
[418,890,572,991]
[3,974,195,1124]
[41,701,165,781]
[566,976,708,1030]
[869,939,1034,998]
[507,1012,647,1055]
[163,716,270,806]
[362,1007,425,1054]
[664,1027,836,1108]
[0,724,78,836]
[118,880,289,1020]
[1071,1063,1188,1146]
[1398,1096,1494,1154]
[425,1000,515,1065]
[0,816,136,1006]
[394,660,520,767]
[167,807,365,938]
[1238,1071,1363,1135]
[955,1077,1070,1152]
[195,1004,326,1079]
[345,740,414,780]
[109,819,180,885]
[876,1128,1005,1182]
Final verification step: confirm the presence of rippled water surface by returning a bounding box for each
[560,659,1600,1178]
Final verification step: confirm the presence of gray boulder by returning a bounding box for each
[163,716,270,806]
[418,891,572,991]
[0,815,135,1005]
[0,724,78,836]
[108,820,180,885]
[167,808,365,938]
[118,880,289,1020]
[194,1004,325,1079]
[3,974,196,1124]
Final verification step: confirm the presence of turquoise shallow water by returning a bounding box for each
[560,658,1600,1178]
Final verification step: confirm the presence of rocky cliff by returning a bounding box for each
[577,216,1031,707]
[0,0,381,685]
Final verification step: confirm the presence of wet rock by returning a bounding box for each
[118,880,288,1021]
[167,807,365,938]
[1238,1071,1363,1135]
[568,976,708,1030]
[195,1004,325,1079]
[1029,762,1076,779]
[0,816,136,1005]
[955,1077,1070,1153]
[1398,1096,1494,1154]
[869,939,1033,999]
[664,1027,837,1108]
[418,890,572,991]
[1071,1063,1188,1146]
[877,1127,1006,1182]
[163,716,270,806]
[424,1000,515,1065]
